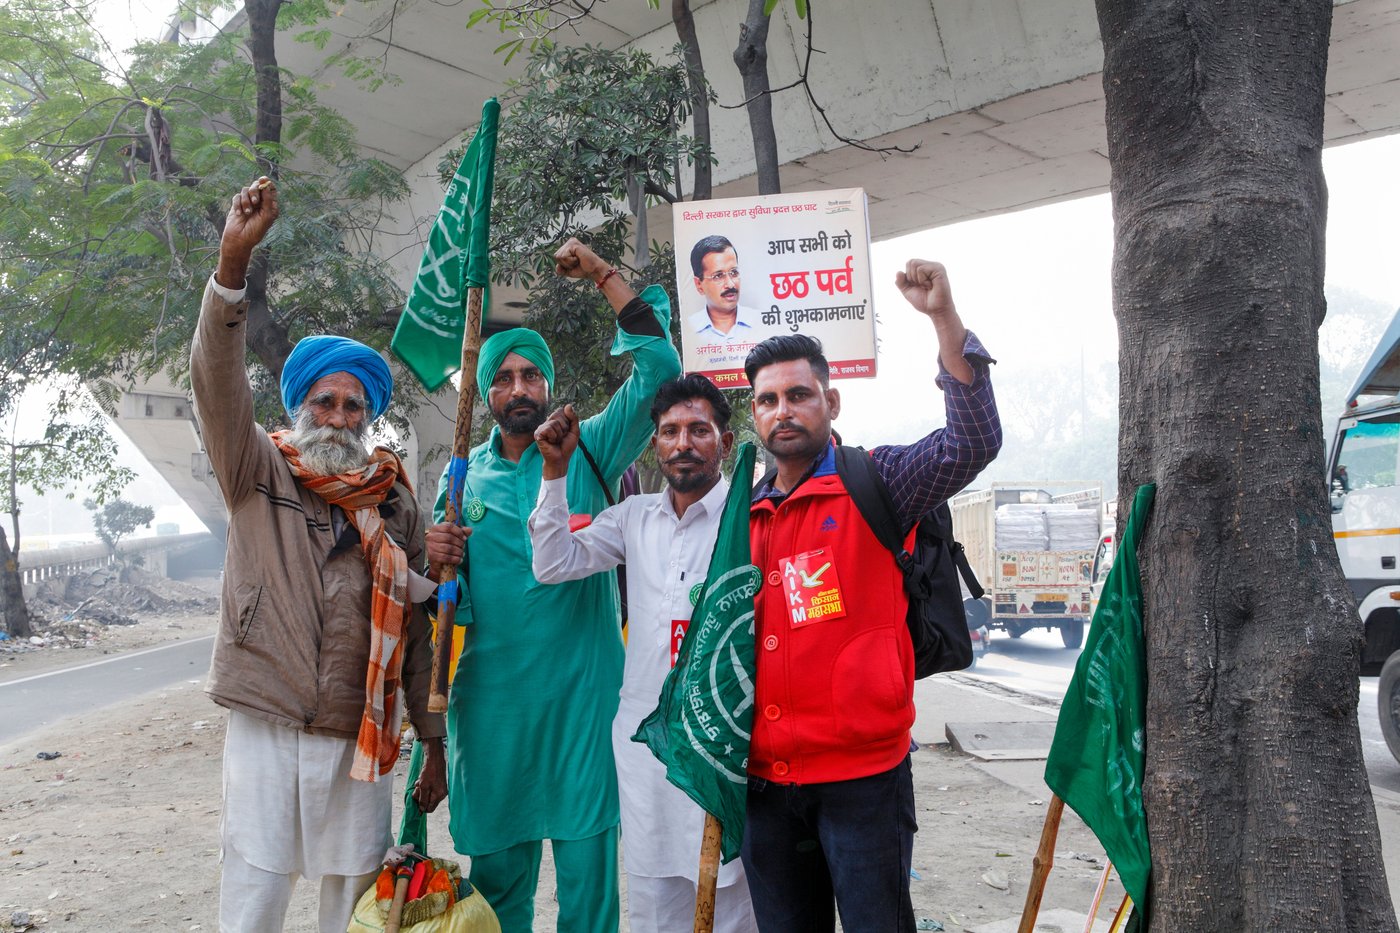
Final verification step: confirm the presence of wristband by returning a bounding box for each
[595,267,620,290]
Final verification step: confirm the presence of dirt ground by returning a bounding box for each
[1,600,1121,933]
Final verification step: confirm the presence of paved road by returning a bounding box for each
[0,636,213,746]
[966,627,1400,796]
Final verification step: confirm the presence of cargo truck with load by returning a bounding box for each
[1329,306,1400,763]
[949,482,1103,649]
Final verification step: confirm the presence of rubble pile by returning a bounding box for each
[16,567,219,640]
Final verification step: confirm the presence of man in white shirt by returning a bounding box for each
[687,235,763,346]
[528,375,758,933]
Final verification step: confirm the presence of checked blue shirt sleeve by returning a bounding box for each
[870,330,1002,528]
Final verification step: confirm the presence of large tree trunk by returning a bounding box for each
[242,0,294,380]
[0,523,31,638]
[1097,1,1396,928]
[732,0,780,195]
[673,0,711,201]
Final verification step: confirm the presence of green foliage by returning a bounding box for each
[84,496,155,551]
[2,380,134,520]
[0,0,410,402]
[439,42,712,417]
[762,0,808,18]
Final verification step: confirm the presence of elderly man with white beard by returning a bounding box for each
[191,177,447,933]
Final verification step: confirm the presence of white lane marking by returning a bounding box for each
[0,635,214,688]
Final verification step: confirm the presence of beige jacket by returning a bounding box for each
[190,280,445,740]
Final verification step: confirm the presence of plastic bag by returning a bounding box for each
[346,858,500,933]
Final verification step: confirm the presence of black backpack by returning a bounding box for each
[833,445,983,678]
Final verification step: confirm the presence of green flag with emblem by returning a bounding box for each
[390,98,499,392]
[1044,483,1155,926]
[633,442,759,863]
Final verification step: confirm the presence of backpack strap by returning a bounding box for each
[576,436,616,507]
[833,445,916,577]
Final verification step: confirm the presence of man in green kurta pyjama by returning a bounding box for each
[426,238,681,933]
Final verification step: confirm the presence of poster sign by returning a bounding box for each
[673,188,876,389]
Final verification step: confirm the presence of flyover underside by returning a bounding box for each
[118,0,1399,529]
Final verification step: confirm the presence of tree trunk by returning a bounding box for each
[672,0,711,201]
[732,0,780,195]
[0,523,31,638]
[242,0,294,379]
[1096,1,1396,929]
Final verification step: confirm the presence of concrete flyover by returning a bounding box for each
[125,0,1400,517]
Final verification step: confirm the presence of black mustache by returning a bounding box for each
[666,455,704,466]
[721,289,738,298]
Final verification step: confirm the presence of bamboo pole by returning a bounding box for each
[427,286,485,713]
[1081,860,1113,933]
[693,813,722,933]
[1017,794,1065,933]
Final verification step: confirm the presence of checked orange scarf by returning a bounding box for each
[272,431,413,782]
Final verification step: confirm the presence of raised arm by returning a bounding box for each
[529,405,628,583]
[189,178,281,510]
[554,237,682,482]
[875,260,1002,526]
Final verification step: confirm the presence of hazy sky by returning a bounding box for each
[838,134,1400,448]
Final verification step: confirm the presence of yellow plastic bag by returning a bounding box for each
[346,858,500,933]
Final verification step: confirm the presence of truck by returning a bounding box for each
[1329,307,1400,763]
[949,482,1103,649]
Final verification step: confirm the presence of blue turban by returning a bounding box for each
[280,335,394,420]
[476,328,556,400]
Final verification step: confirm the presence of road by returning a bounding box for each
[967,627,1400,796]
[5,628,1399,795]
[0,635,213,746]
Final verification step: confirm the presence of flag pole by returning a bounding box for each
[1017,794,1065,933]
[1108,893,1133,933]
[1081,859,1113,933]
[692,813,722,933]
[427,285,485,713]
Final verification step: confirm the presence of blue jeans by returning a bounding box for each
[740,757,916,933]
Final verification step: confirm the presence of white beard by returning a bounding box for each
[287,408,371,476]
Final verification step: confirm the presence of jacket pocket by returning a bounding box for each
[235,584,265,646]
[830,627,913,747]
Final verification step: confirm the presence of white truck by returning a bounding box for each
[949,482,1103,649]
[1329,308,1400,762]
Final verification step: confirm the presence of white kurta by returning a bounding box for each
[529,477,745,888]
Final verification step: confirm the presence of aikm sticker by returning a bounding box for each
[781,548,847,627]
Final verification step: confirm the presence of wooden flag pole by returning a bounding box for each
[692,813,722,933]
[1017,794,1065,933]
[427,286,485,713]
[1107,893,1133,933]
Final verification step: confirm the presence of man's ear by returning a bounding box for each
[721,430,735,459]
[826,387,841,421]
[693,277,704,294]
[649,432,659,455]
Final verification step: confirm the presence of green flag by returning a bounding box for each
[633,442,759,863]
[398,741,429,855]
[391,98,500,392]
[1044,483,1155,923]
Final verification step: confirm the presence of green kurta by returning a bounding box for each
[437,286,681,857]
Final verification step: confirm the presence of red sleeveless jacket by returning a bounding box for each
[748,470,916,784]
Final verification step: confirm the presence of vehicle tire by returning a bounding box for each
[1379,653,1400,764]
[1007,622,1026,639]
[1061,619,1085,650]
[963,597,990,629]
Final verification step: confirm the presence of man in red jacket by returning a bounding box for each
[741,259,1002,932]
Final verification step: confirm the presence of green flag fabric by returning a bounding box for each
[391,98,499,392]
[633,442,759,863]
[397,740,429,855]
[1044,483,1155,922]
